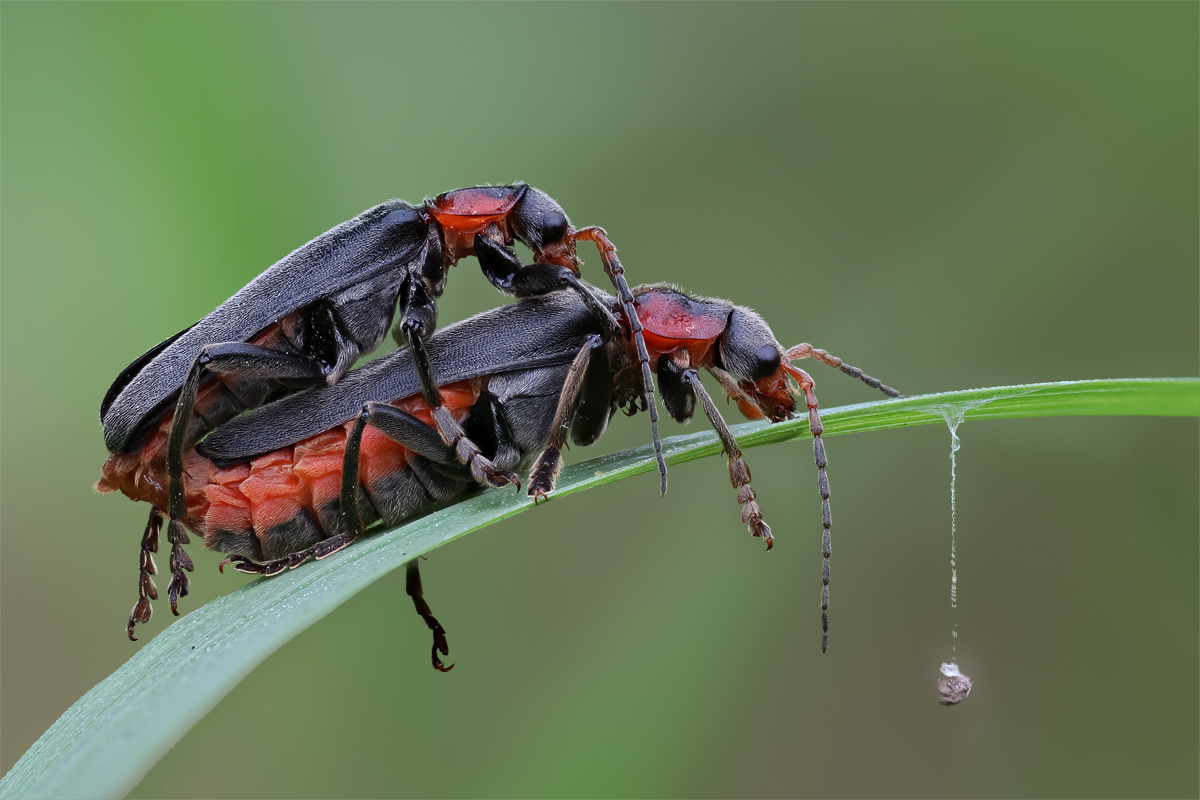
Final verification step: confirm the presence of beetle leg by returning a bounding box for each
[162,343,328,615]
[219,532,355,577]
[679,370,773,548]
[214,387,471,583]
[339,404,460,670]
[569,226,667,496]
[431,404,519,490]
[782,363,833,652]
[338,402,462,536]
[786,343,902,399]
[475,235,621,339]
[705,366,752,406]
[528,334,606,503]
[126,506,162,640]
[406,559,453,672]
[398,283,517,490]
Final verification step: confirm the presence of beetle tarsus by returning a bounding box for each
[126,506,163,640]
[220,554,265,575]
[432,405,519,490]
[681,370,775,550]
[528,447,563,504]
[219,538,340,577]
[406,560,454,673]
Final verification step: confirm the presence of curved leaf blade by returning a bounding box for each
[2,377,1196,800]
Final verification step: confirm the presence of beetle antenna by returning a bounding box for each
[571,226,667,495]
[786,344,902,399]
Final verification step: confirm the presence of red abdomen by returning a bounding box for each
[97,380,482,561]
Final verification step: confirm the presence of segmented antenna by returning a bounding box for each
[786,343,902,399]
[572,226,668,495]
[782,343,902,649]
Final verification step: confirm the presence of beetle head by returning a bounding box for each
[512,187,580,271]
[715,307,798,422]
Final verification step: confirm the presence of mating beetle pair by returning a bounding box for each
[99,184,664,641]
[97,185,900,662]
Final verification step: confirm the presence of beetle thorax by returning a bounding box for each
[629,287,730,372]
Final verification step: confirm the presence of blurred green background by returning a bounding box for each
[2,3,1197,797]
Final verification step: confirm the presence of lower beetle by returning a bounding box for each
[99,266,899,655]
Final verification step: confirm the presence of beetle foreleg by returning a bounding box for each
[786,344,902,399]
[680,370,773,549]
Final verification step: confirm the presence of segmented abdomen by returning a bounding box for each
[97,380,482,561]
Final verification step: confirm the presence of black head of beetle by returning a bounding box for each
[512,187,573,251]
[715,308,785,383]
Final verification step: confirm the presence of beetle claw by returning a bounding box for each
[433,647,455,672]
[219,554,267,575]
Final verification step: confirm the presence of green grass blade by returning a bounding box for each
[2,377,1196,800]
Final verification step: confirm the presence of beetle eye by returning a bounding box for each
[750,344,782,380]
[541,211,568,245]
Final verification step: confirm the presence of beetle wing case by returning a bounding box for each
[102,201,428,454]
[199,290,612,462]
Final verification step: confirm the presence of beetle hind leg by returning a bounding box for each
[337,404,462,671]
[165,518,195,615]
[406,559,453,672]
[160,342,330,620]
[219,533,354,577]
[127,506,163,640]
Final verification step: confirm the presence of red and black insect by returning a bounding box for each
[98,184,664,639]
[100,260,899,659]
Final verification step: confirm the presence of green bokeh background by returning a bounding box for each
[3,3,1197,797]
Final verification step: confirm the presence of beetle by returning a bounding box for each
[98,184,664,638]
[100,253,900,654]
